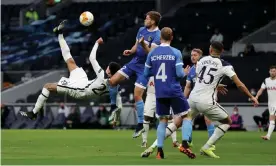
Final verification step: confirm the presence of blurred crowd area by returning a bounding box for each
[2,103,274,131]
[1,0,276,104]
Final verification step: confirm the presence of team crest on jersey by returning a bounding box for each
[61,80,68,86]
[148,36,153,42]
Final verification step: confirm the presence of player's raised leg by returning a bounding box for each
[262,109,275,140]
[20,83,57,119]
[54,20,78,72]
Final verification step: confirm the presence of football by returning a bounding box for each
[79,11,94,26]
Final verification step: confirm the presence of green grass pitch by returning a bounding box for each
[1,130,276,165]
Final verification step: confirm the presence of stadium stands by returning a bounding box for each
[161,0,275,53]
[1,1,155,87]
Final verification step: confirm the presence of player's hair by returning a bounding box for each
[192,48,203,56]
[270,65,276,70]
[108,62,121,75]
[161,27,173,41]
[146,11,161,26]
[210,41,224,54]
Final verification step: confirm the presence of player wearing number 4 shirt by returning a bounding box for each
[188,42,259,158]
[144,27,195,159]
[255,65,276,141]
[20,21,122,121]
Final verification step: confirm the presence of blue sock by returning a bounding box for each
[207,123,215,138]
[157,121,167,148]
[108,86,118,106]
[182,119,192,141]
[135,100,144,124]
[189,134,193,143]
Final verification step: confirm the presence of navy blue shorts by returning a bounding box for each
[118,61,148,89]
[156,96,190,116]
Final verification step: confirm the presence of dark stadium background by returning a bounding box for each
[1,0,276,131]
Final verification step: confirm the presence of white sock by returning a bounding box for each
[266,121,275,138]
[171,131,177,143]
[203,124,230,149]
[168,121,177,142]
[142,121,150,143]
[33,88,50,114]
[166,122,177,138]
[150,139,157,148]
[58,34,72,62]
[150,122,178,149]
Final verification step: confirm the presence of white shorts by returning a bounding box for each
[57,67,89,99]
[144,93,156,118]
[188,100,228,122]
[268,105,276,115]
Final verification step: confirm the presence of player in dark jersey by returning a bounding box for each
[108,11,161,138]
[144,27,195,159]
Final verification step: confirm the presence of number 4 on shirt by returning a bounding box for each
[156,63,167,82]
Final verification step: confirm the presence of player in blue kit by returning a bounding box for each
[144,27,195,159]
[140,49,228,158]
[108,11,161,137]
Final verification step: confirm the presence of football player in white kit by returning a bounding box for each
[20,21,122,121]
[188,42,259,158]
[255,65,276,140]
[140,77,179,148]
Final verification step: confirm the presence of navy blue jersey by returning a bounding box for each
[130,27,161,64]
[145,44,185,98]
[186,65,196,89]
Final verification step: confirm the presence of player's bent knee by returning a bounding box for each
[144,116,154,122]
[173,116,183,128]
[44,83,57,92]
[219,117,232,125]
[44,83,51,89]
[109,72,126,86]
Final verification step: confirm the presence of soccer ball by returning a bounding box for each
[79,11,94,26]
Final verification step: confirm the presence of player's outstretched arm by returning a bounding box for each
[255,83,266,100]
[123,41,138,56]
[232,75,259,106]
[89,38,104,77]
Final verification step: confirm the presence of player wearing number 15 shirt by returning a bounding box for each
[188,42,259,159]
[144,27,195,159]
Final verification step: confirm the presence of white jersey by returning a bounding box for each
[147,76,155,94]
[261,77,276,107]
[189,55,236,104]
[85,77,109,97]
